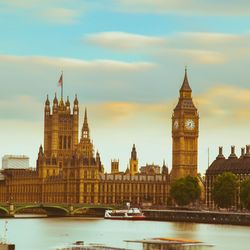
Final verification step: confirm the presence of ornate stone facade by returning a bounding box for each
[0,70,198,206]
[171,69,199,181]
[0,96,170,206]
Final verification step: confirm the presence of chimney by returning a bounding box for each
[245,145,250,157]
[229,146,237,159]
[219,147,223,155]
[240,147,245,158]
[216,146,225,159]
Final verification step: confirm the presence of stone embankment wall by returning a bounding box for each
[143,209,250,226]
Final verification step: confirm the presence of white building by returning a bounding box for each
[2,155,30,169]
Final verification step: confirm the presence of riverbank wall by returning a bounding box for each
[143,209,250,226]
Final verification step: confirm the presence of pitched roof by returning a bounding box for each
[206,156,250,175]
[180,68,192,92]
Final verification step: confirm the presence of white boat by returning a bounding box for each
[104,207,145,220]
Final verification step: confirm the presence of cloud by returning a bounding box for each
[0,0,82,24]
[87,101,171,126]
[113,0,250,16]
[0,54,158,106]
[86,32,166,50]
[85,31,244,65]
[39,8,79,24]
[87,85,250,129]
[0,55,155,72]
[196,85,250,127]
[171,49,226,64]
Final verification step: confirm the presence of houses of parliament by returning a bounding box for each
[0,70,199,206]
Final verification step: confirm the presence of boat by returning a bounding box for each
[125,237,214,250]
[104,207,145,220]
[56,241,127,250]
[0,244,15,250]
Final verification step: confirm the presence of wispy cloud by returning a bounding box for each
[0,55,155,72]
[39,8,79,24]
[113,0,250,16]
[85,32,166,51]
[0,0,83,24]
[196,85,250,127]
[85,31,248,65]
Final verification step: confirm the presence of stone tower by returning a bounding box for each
[171,69,199,181]
[111,160,119,174]
[39,94,79,178]
[129,144,138,175]
[76,108,94,158]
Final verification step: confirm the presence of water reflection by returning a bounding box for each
[0,218,249,250]
[170,222,198,240]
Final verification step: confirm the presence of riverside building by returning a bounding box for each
[0,70,199,206]
[206,146,250,209]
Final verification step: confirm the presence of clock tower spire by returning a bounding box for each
[171,69,199,181]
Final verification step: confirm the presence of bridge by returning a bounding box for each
[0,203,114,217]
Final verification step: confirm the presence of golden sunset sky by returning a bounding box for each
[1,0,250,174]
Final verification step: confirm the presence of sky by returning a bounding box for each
[1,0,250,174]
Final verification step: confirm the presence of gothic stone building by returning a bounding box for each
[206,146,250,209]
[0,70,199,206]
[171,69,199,181]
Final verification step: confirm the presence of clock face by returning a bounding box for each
[185,119,195,130]
[174,120,179,129]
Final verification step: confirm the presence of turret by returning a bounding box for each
[38,144,44,157]
[96,151,104,173]
[129,144,138,175]
[111,159,119,174]
[66,96,70,112]
[81,108,90,139]
[72,94,79,150]
[162,160,169,175]
[131,144,137,160]
[73,94,79,114]
[37,144,44,169]
[45,95,50,116]
[53,93,58,113]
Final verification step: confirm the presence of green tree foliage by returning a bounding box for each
[170,176,201,206]
[212,172,238,208]
[240,178,250,210]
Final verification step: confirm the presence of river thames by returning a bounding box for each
[1,217,250,250]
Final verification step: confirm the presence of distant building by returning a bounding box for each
[140,164,161,175]
[206,145,250,209]
[2,155,29,169]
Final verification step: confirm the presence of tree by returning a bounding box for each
[240,178,250,210]
[170,176,201,206]
[212,172,238,209]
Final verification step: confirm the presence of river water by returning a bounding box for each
[1,217,250,250]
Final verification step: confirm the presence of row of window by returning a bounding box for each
[59,135,71,149]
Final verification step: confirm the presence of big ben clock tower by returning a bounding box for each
[171,68,199,181]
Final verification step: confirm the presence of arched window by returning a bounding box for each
[64,136,67,149]
[68,136,71,149]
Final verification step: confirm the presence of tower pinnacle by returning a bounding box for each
[84,108,88,124]
[82,108,90,139]
[180,67,192,92]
